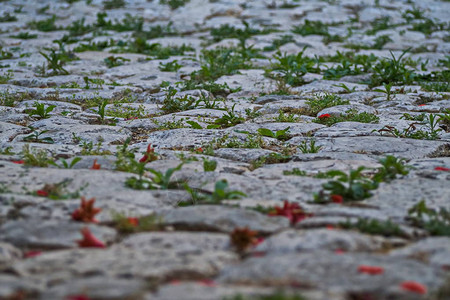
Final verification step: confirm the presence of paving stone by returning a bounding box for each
[160,205,290,234]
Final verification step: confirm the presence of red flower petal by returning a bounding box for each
[127,217,139,227]
[326,225,335,230]
[418,104,426,106]
[434,166,450,172]
[36,190,49,197]
[400,281,427,294]
[77,227,106,248]
[12,160,25,164]
[71,197,101,223]
[330,194,343,204]
[268,200,312,225]
[318,113,331,119]
[90,159,101,170]
[358,265,384,275]
[24,250,42,258]
[335,249,345,254]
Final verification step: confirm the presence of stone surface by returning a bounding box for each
[160,205,290,234]
[0,0,449,298]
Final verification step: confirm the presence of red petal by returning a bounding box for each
[318,113,331,119]
[90,159,101,170]
[434,167,450,172]
[36,190,49,197]
[400,281,427,294]
[127,217,139,227]
[358,265,384,275]
[12,160,25,164]
[77,227,106,248]
[330,194,343,203]
[24,250,42,258]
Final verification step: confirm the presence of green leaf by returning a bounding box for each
[257,128,275,138]
[186,120,202,129]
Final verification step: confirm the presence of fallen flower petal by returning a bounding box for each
[330,194,344,204]
[90,159,101,170]
[24,250,42,258]
[77,227,106,248]
[335,249,345,254]
[36,190,49,197]
[318,113,331,119]
[268,200,312,225]
[358,265,384,275]
[139,144,157,163]
[434,166,450,172]
[418,104,426,106]
[71,197,101,223]
[127,217,139,227]
[400,281,427,294]
[12,160,25,164]
[230,227,259,252]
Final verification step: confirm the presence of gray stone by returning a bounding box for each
[0,219,117,249]
[40,277,147,300]
[252,229,383,254]
[160,205,289,234]
[218,252,445,295]
[288,136,448,159]
[390,237,450,270]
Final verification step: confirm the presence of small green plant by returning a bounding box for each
[332,83,357,93]
[32,179,83,200]
[257,127,291,141]
[80,141,112,156]
[158,60,182,72]
[292,20,329,36]
[27,101,56,119]
[210,21,275,43]
[207,105,244,129]
[49,157,82,169]
[373,83,395,101]
[203,158,217,172]
[39,49,69,75]
[96,99,109,123]
[340,218,404,237]
[283,168,307,176]
[125,163,185,190]
[370,49,418,87]
[161,87,197,113]
[305,93,349,116]
[408,200,449,236]
[23,127,55,144]
[298,140,322,153]
[22,144,54,167]
[274,110,300,122]
[181,179,246,206]
[0,71,13,84]
[160,0,190,10]
[373,155,410,182]
[103,0,125,9]
[268,48,318,87]
[28,15,59,32]
[375,114,442,140]
[314,110,379,126]
[314,167,377,203]
[104,56,130,68]
[0,12,18,22]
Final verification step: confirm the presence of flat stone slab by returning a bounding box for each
[218,252,446,296]
[160,205,289,234]
[252,229,384,254]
